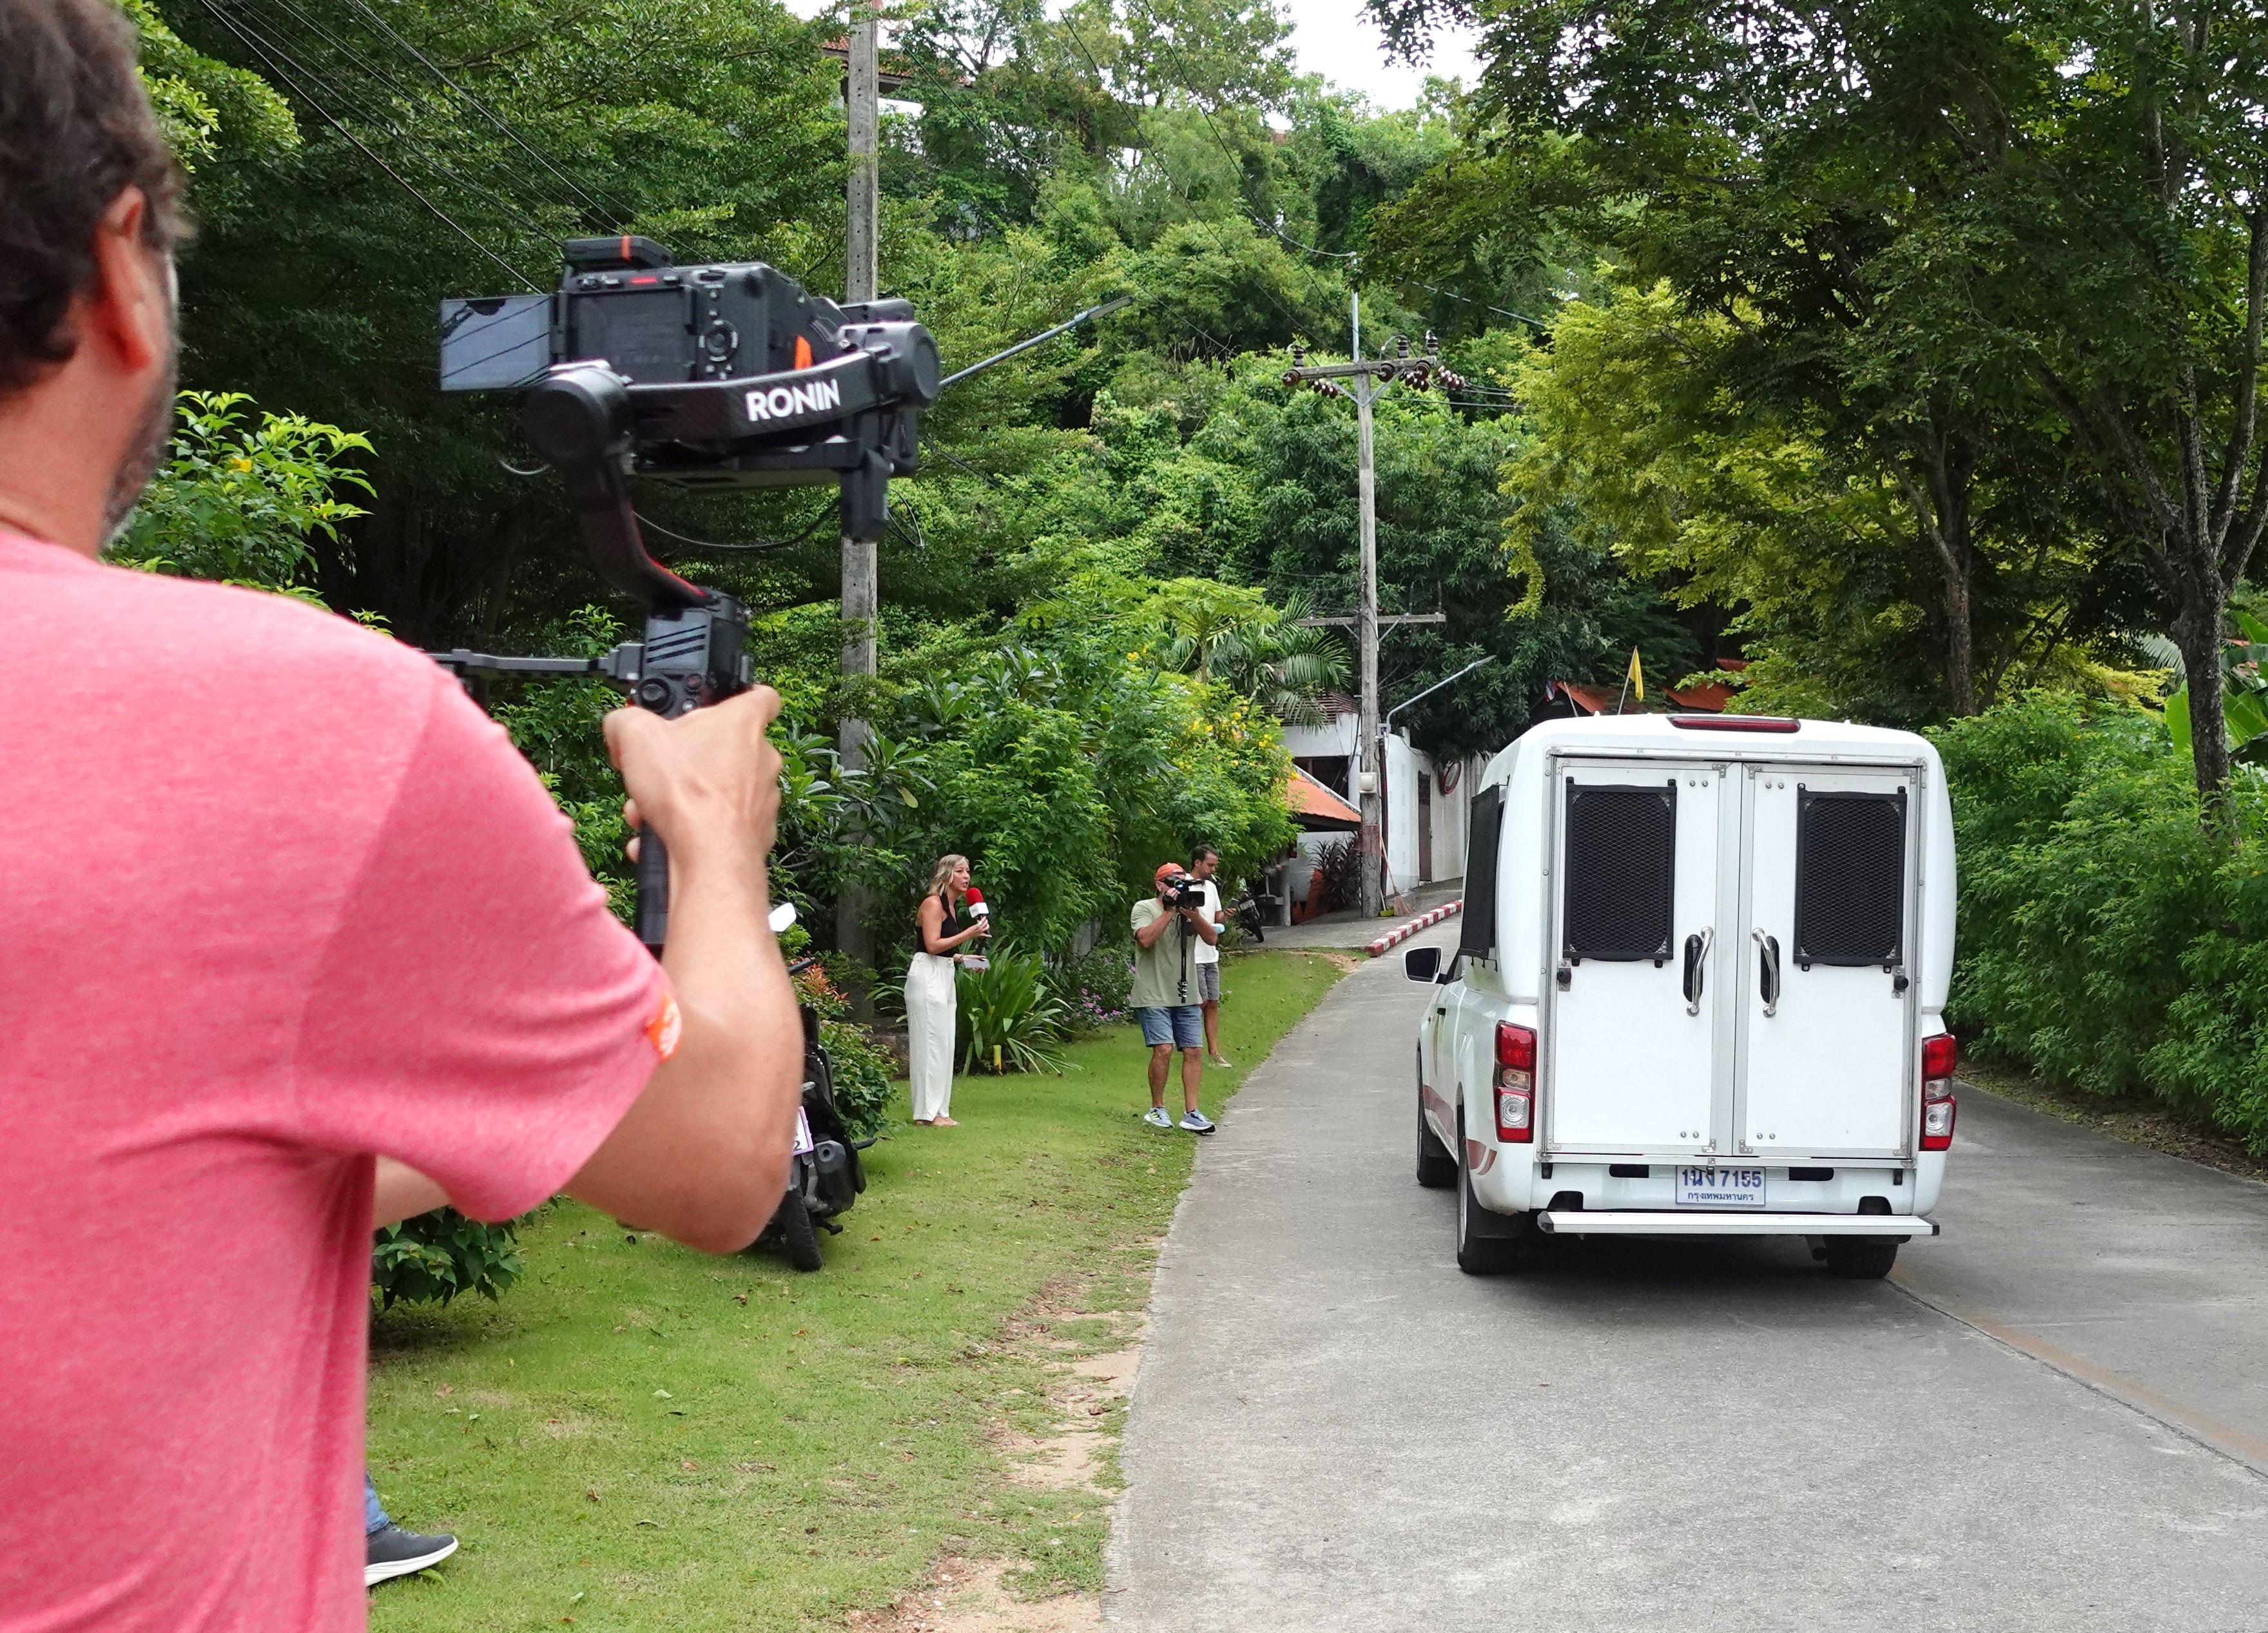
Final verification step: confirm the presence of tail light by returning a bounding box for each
[1921,1033,1957,1151]
[1495,1022,1536,1144]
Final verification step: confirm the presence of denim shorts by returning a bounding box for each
[1136,1004,1204,1048]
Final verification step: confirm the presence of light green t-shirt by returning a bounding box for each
[1130,898,1199,1009]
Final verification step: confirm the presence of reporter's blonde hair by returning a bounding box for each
[927,854,969,899]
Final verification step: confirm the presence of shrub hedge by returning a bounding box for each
[1935,694,2268,1149]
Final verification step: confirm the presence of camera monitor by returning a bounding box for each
[438,295,554,392]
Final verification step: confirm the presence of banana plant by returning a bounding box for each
[2147,603,2268,763]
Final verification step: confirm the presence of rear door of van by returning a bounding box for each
[1542,758,1731,1157]
[1734,765,1918,1159]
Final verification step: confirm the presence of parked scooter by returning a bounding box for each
[754,905,871,1271]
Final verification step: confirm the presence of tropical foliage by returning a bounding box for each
[111,391,371,596]
[956,950,1072,1075]
[370,1209,524,1310]
[1937,695,2268,1149]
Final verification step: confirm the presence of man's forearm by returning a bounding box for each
[1134,911,1172,948]
[566,837,800,1253]
[657,838,802,1177]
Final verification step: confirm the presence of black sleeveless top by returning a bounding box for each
[923,888,962,955]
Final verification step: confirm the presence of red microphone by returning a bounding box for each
[964,885,989,923]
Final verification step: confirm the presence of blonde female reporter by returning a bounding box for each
[907,854,990,1126]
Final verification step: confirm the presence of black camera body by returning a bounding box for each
[439,235,940,536]
[1159,872,1207,910]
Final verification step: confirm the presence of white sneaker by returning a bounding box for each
[1143,1107,1174,1129]
[1179,1110,1216,1135]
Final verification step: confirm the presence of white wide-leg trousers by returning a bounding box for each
[905,951,958,1121]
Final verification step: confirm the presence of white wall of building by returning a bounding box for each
[1282,726,1489,901]
[1382,732,1423,892]
[1281,715,1359,763]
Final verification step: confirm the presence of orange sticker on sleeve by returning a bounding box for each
[646,992,683,1062]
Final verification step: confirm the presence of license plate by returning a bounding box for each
[1674,1166,1765,1208]
[791,1108,815,1157]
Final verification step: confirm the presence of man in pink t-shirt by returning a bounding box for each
[0,5,806,1628]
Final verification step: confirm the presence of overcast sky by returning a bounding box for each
[1277,0,1480,108]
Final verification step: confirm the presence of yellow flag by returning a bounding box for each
[1626,647,1645,702]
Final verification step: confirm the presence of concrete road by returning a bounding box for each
[1107,923,2268,1632]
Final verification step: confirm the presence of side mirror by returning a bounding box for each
[1402,946,1442,984]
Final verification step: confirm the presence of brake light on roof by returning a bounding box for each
[1669,715,1801,733]
[1921,1033,1957,1151]
[1495,1022,1536,1143]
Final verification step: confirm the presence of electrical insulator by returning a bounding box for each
[1396,334,1411,358]
[1282,371,1299,389]
[1424,329,1439,355]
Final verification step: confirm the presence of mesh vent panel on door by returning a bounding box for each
[1794,789,1906,967]
[1562,783,1676,962]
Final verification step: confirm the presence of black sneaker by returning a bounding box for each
[365,1523,459,1587]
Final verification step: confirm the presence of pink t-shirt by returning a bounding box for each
[0,531,669,1631]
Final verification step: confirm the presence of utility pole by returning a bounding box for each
[1353,297,1382,921]
[1282,304,1464,919]
[837,0,881,966]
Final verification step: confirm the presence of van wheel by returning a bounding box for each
[1823,1238,1897,1280]
[1456,1131,1531,1276]
[1417,1053,1455,1189]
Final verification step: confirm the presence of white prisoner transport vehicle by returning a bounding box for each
[1406,713,1957,1279]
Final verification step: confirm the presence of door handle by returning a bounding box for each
[1682,927,1714,1015]
[1752,928,1780,1017]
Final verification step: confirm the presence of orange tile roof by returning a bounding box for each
[1288,765,1362,828]
[1666,680,1734,712]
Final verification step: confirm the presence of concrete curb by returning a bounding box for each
[1364,899,1462,958]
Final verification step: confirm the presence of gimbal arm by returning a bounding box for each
[521,365,710,613]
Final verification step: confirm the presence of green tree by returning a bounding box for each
[1368,0,2268,799]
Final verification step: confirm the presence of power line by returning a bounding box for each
[1398,275,1551,329]
[1149,40,1342,311]
[1165,65,1343,311]
[636,505,837,554]
[247,0,597,233]
[220,0,565,253]
[333,0,632,230]
[188,0,541,291]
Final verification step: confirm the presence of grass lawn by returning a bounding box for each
[366,948,1346,1632]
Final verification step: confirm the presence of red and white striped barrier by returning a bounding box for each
[1366,899,1462,958]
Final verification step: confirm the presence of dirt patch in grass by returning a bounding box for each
[845,1558,1101,1633]
[1963,1060,2268,1184]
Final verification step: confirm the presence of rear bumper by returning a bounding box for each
[1535,1210,1937,1238]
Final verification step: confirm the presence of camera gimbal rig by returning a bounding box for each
[429,237,942,953]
